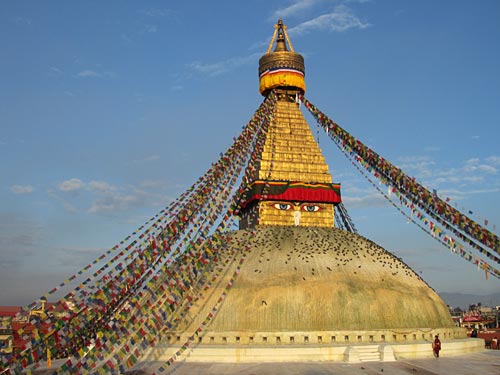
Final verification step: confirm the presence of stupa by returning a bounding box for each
[144,20,479,365]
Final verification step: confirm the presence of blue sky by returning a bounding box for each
[1,0,499,306]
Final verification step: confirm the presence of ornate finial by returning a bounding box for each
[265,19,295,54]
[259,20,305,96]
[274,19,288,52]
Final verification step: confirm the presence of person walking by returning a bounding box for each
[432,335,441,358]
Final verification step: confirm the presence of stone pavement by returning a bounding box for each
[126,350,500,375]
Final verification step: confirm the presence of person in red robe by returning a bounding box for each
[432,335,441,358]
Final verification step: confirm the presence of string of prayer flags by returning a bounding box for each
[301,95,499,256]
[307,97,500,281]
[1,91,277,375]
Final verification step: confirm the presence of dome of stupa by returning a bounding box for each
[174,226,461,340]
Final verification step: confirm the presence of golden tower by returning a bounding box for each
[239,19,341,229]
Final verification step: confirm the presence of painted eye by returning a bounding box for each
[273,203,292,210]
[302,205,321,212]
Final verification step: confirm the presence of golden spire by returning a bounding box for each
[258,19,306,96]
[239,21,341,229]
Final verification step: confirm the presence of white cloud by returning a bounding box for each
[382,154,499,190]
[88,181,116,193]
[465,187,500,195]
[47,189,78,213]
[343,185,371,195]
[463,158,497,174]
[434,187,500,205]
[11,185,34,194]
[477,165,497,173]
[58,178,84,192]
[49,67,64,76]
[288,5,370,36]
[433,175,484,185]
[62,201,78,213]
[77,70,115,78]
[87,194,139,214]
[343,193,388,209]
[77,70,101,78]
[270,0,319,20]
[121,33,134,44]
[141,8,172,17]
[248,39,269,52]
[170,85,183,91]
[465,158,480,165]
[486,156,500,165]
[397,156,436,179]
[189,52,260,77]
[13,17,32,26]
[52,177,167,214]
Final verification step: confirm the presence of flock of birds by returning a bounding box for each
[219,225,425,284]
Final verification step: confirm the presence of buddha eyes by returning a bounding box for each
[302,205,321,212]
[273,203,292,210]
[272,203,322,212]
